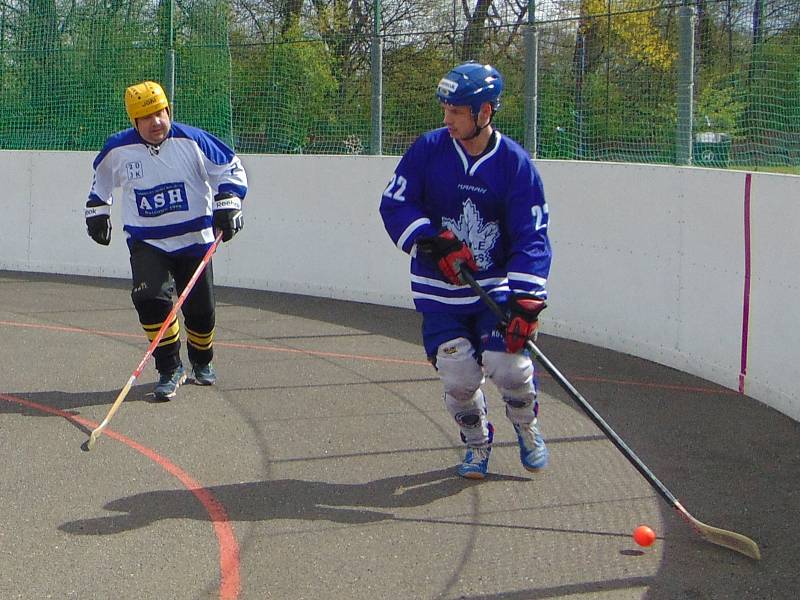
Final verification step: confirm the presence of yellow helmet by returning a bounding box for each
[124,81,170,125]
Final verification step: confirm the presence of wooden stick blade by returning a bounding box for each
[695,520,761,560]
[81,378,134,452]
[84,428,103,451]
[678,504,761,560]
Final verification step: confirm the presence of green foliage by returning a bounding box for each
[489,57,525,143]
[382,44,452,154]
[175,0,233,142]
[696,73,745,136]
[738,28,800,164]
[232,24,339,153]
[0,0,796,168]
[0,0,167,148]
[537,73,579,159]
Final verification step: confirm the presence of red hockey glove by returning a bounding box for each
[415,229,478,285]
[505,295,547,353]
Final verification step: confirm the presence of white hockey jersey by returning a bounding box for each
[88,123,248,256]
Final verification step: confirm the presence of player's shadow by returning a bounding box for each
[60,468,528,535]
[0,386,169,435]
[0,386,158,414]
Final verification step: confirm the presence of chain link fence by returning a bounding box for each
[0,0,797,170]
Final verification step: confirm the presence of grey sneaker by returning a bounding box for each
[192,362,217,386]
[153,365,187,400]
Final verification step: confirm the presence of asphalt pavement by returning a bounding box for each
[1,270,797,600]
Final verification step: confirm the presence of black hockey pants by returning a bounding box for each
[129,241,216,374]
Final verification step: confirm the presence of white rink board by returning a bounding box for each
[745,174,799,420]
[540,162,747,390]
[0,150,796,422]
[0,151,34,268]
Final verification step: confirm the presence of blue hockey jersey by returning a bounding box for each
[88,123,248,256]
[379,128,551,313]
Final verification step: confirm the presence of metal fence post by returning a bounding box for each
[370,0,383,155]
[523,0,539,158]
[575,32,587,160]
[163,0,176,108]
[676,2,695,165]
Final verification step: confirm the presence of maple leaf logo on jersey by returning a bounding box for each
[442,199,499,270]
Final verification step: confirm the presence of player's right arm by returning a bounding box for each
[379,137,438,253]
[85,137,122,246]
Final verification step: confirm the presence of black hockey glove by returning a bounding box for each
[212,193,244,242]
[85,200,112,246]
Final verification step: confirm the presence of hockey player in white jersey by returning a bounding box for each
[85,81,248,400]
[379,62,552,479]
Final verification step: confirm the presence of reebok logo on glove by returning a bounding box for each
[213,196,242,211]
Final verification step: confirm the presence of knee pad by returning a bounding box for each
[132,294,171,325]
[483,350,539,423]
[436,338,484,402]
[131,278,170,307]
[443,389,487,425]
[483,350,534,394]
[443,390,490,447]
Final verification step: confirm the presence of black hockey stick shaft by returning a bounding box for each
[458,267,760,559]
[457,269,678,504]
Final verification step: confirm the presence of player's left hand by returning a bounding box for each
[505,295,546,353]
[213,193,244,242]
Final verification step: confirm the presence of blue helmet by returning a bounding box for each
[436,62,504,115]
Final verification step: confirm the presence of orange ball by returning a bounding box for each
[633,525,656,547]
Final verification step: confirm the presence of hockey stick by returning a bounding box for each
[458,268,761,560]
[82,232,223,451]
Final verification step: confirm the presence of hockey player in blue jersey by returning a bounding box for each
[85,81,248,400]
[379,62,552,479]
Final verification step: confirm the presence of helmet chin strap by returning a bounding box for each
[463,108,495,141]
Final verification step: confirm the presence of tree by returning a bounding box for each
[462,0,492,60]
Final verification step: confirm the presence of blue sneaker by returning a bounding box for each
[192,362,217,386]
[458,445,492,479]
[457,422,494,480]
[514,421,549,471]
[153,365,187,400]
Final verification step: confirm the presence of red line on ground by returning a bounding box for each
[0,320,423,364]
[739,173,752,394]
[0,392,241,600]
[219,339,427,365]
[0,319,142,339]
[0,320,732,395]
[563,375,736,395]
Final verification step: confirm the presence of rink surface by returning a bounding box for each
[1,270,796,599]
